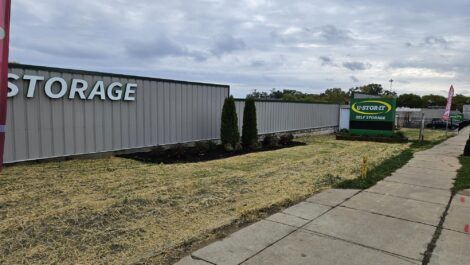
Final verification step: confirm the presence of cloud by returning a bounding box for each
[342,61,371,71]
[125,35,207,61]
[423,36,450,48]
[17,39,110,60]
[319,56,335,66]
[271,24,353,47]
[350,76,359,82]
[9,0,470,97]
[392,67,455,78]
[251,60,266,68]
[406,35,451,49]
[388,59,466,77]
[250,55,286,69]
[211,36,247,56]
[317,24,352,43]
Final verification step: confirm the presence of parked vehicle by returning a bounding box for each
[459,120,470,131]
[426,118,459,130]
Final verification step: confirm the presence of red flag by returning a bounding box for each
[442,85,454,121]
[0,0,11,170]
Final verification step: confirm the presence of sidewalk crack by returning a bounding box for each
[383,179,450,191]
[421,192,455,264]
[364,190,448,206]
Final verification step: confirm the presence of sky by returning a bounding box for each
[9,0,470,97]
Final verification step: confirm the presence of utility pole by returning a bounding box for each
[389,79,394,93]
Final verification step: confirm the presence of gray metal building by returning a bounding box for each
[234,100,339,134]
[464,105,470,120]
[5,64,340,163]
[6,64,229,163]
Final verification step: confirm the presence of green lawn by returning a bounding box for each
[336,128,455,189]
[454,156,470,192]
[0,128,453,264]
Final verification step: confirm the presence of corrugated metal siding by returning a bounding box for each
[463,105,470,120]
[421,108,445,119]
[235,100,339,134]
[339,107,350,130]
[5,64,229,163]
[396,108,463,120]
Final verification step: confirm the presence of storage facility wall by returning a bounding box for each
[464,105,470,120]
[5,64,229,163]
[339,107,350,130]
[234,100,340,134]
[421,108,446,119]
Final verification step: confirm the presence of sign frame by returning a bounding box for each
[349,97,397,136]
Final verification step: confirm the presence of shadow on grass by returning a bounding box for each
[335,148,413,189]
[335,137,451,190]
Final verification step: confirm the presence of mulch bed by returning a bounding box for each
[120,141,306,164]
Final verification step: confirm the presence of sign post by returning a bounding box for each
[0,0,11,170]
[419,112,425,142]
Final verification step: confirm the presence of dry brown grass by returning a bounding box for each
[0,129,449,264]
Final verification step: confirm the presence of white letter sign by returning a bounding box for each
[7,73,138,101]
[44,77,68,99]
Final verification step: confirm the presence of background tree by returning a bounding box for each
[382,90,398,98]
[397,93,423,108]
[241,97,258,148]
[349,84,382,95]
[220,96,240,150]
[348,84,396,97]
[320,88,348,104]
[249,89,269,99]
[247,88,342,103]
[421,94,447,107]
[452,94,470,112]
[269,89,284,99]
[246,87,470,110]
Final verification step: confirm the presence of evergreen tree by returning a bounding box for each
[220,96,240,150]
[242,97,258,148]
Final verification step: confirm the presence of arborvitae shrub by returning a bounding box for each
[220,96,240,150]
[242,97,258,148]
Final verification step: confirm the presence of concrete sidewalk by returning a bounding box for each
[176,130,469,265]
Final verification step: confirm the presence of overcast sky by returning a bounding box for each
[10,0,470,97]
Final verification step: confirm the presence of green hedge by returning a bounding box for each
[242,97,258,148]
[220,96,240,149]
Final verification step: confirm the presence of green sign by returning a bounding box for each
[450,113,463,123]
[349,98,396,136]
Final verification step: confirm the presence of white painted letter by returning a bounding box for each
[69,79,88,99]
[124,83,137,101]
[107,82,123,101]
[44,77,68,99]
[24,75,45,98]
[7,73,19,97]
[87,81,106,100]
